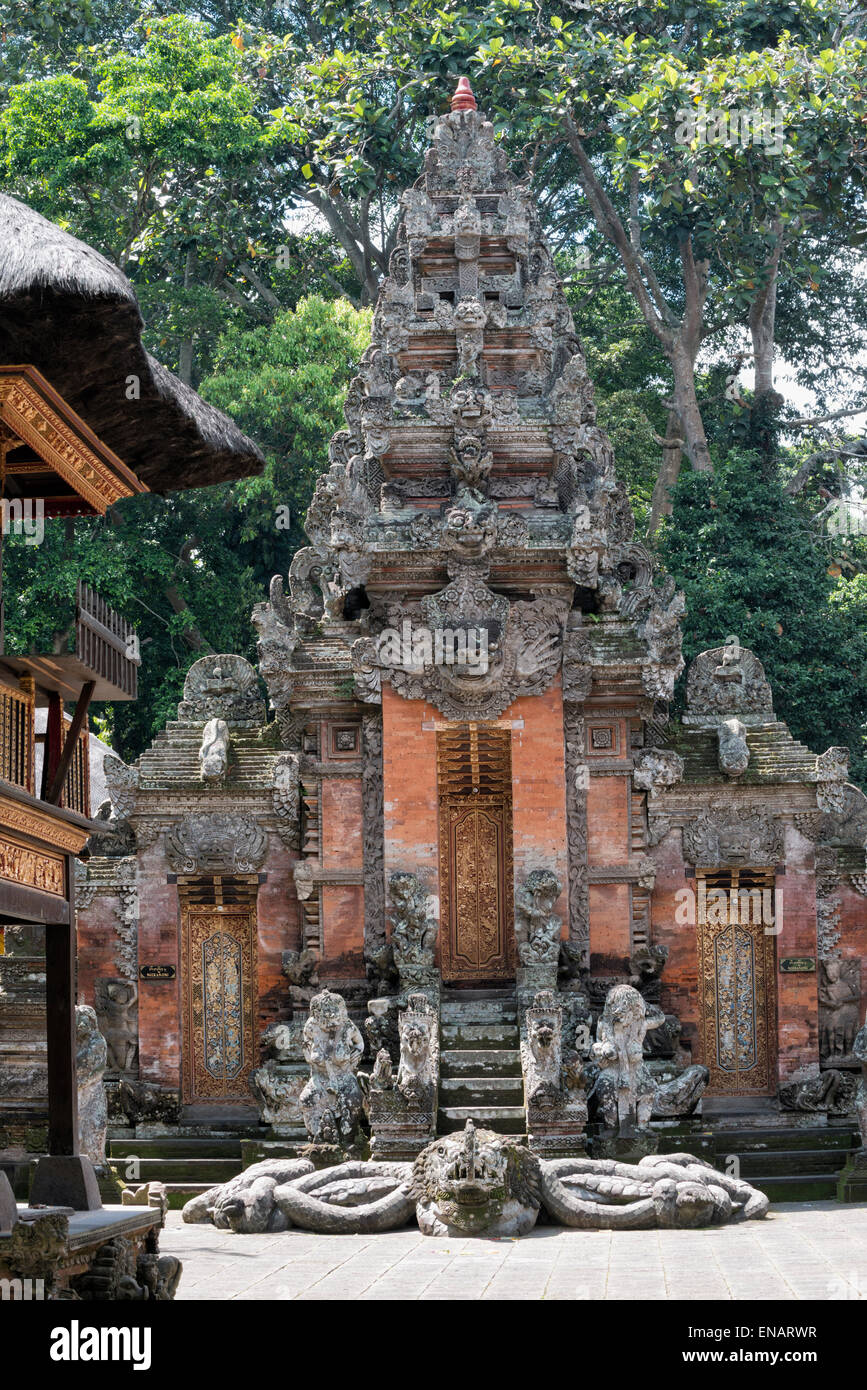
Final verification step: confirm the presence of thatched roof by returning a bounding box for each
[0,194,264,493]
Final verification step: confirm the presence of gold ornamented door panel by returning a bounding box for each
[437,724,514,981]
[180,890,257,1103]
[697,869,776,1094]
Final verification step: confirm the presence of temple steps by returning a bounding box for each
[440,1049,522,1077]
[436,989,526,1138]
[438,1105,527,1134]
[654,1123,861,1203]
[440,1022,519,1048]
[439,1076,524,1106]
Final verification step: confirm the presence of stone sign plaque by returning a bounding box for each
[780,957,816,974]
[139,964,176,981]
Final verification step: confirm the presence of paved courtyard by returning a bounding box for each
[161,1201,867,1301]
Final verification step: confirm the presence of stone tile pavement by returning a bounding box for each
[161,1201,867,1301]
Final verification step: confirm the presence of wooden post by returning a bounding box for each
[45,855,78,1156]
[47,681,94,806]
[41,691,63,801]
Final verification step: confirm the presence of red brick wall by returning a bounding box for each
[509,678,569,933]
[382,685,440,893]
[774,827,820,1082]
[136,844,181,1089]
[256,835,301,1033]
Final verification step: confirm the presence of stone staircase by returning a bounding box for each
[437,988,526,1137]
[108,1137,244,1209]
[655,1123,862,1202]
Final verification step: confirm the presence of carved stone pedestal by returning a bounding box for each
[590,1130,659,1163]
[837,1149,867,1202]
[527,1123,588,1160]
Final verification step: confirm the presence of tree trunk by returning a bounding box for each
[178,244,196,386]
[670,343,713,472]
[648,411,684,536]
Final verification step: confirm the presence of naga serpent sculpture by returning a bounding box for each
[183,1122,769,1237]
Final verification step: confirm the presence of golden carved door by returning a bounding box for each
[179,878,258,1104]
[437,725,514,981]
[697,869,776,1094]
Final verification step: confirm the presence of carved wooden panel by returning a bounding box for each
[180,897,257,1103]
[697,868,776,1094]
[437,725,513,981]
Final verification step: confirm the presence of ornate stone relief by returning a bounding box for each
[299,989,365,1147]
[271,752,301,848]
[681,806,784,867]
[178,654,265,725]
[562,710,589,969]
[685,644,774,719]
[103,754,139,819]
[361,714,386,969]
[165,814,267,875]
[387,872,438,989]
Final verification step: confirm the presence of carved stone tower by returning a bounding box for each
[252,79,685,995]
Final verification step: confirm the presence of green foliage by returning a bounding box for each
[659,450,867,784]
[2,295,369,761]
[201,294,371,561]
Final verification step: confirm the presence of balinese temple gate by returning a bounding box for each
[71,82,867,1199]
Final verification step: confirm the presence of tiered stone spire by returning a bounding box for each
[253,83,684,728]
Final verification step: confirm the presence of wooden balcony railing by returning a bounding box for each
[60,716,90,819]
[75,582,138,701]
[0,682,35,794]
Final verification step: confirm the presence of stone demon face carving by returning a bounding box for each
[409,1121,542,1237]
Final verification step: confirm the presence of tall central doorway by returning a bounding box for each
[437,723,514,981]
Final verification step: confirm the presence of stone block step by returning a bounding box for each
[163,1183,214,1212]
[110,1157,241,1185]
[441,1022,518,1049]
[109,1138,242,1159]
[737,1148,857,1178]
[439,1049,522,1078]
[440,999,517,1024]
[441,987,516,1002]
[750,1174,842,1203]
[437,1106,526,1134]
[439,1076,524,1106]
[709,1127,858,1154]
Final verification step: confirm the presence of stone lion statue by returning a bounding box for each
[409,1121,542,1237]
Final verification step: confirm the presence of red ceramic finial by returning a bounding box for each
[451,76,477,112]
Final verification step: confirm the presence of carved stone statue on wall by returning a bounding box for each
[177,654,265,725]
[299,990,365,1147]
[521,989,587,1155]
[93,978,138,1074]
[515,869,562,992]
[366,994,440,1158]
[76,1005,108,1167]
[591,984,663,1140]
[198,718,230,780]
[249,1022,307,1136]
[818,958,861,1064]
[387,872,438,989]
